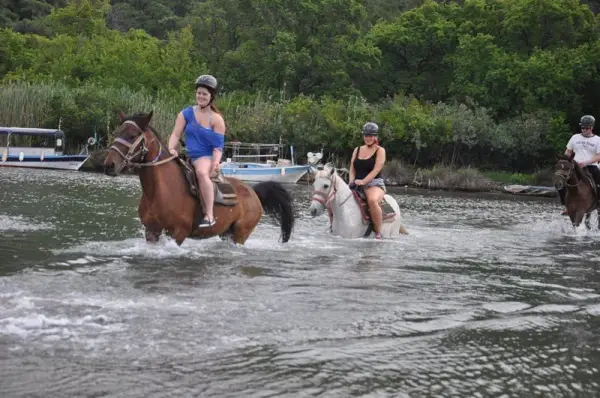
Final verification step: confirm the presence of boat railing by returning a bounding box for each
[7,146,57,156]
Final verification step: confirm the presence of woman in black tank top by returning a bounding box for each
[348,122,387,239]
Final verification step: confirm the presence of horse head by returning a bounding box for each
[104,111,156,176]
[309,163,340,217]
[553,152,577,190]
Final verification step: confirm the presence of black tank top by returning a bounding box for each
[353,146,380,180]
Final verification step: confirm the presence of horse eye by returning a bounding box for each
[323,184,329,189]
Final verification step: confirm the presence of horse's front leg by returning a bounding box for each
[139,196,163,244]
[144,226,162,243]
[571,211,586,229]
[585,213,592,230]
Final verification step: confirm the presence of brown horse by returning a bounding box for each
[554,153,599,229]
[103,111,294,245]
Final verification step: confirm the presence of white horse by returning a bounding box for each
[308,164,408,238]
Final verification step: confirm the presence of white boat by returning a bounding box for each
[0,127,90,171]
[219,141,322,184]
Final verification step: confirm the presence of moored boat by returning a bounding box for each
[0,127,90,171]
[219,140,321,184]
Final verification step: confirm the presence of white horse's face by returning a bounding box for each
[309,167,335,217]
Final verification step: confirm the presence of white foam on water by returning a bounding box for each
[584,304,600,315]
[0,291,127,341]
[51,235,228,259]
[482,302,532,314]
[523,304,581,314]
[0,312,126,339]
[0,214,54,232]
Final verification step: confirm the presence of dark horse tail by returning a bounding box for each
[252,181,295,243]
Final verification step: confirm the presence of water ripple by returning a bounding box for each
[2,167,600,397]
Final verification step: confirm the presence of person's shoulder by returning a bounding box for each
[213,111,225,123]
[377,145,386,153]
[179,106,193,116]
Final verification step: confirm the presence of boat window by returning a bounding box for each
[0,135,7,147]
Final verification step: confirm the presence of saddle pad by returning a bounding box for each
[178,158,238,206]
[352,191,396,224]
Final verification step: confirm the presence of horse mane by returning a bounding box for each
[314,163,338,180]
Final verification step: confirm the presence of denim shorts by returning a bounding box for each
[365,178,386,192]
[190,155,213,163]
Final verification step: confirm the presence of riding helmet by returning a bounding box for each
[580,115,595,127]
[362,122,379,136]
[195,74,218,91]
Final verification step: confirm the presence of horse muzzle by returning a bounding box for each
[104,161,126,177]
[553,173,566,190]
[308,203,323,218]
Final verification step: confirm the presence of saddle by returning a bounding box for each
[352,188,396,225]
[177,156,238,229]
[581,168,600,201]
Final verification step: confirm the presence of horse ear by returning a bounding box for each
[147,110,153,121]
[118,111,126,122]
[569,151,576,161]
[329,166,335,176]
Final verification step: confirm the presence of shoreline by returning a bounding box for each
[78,149,558,200]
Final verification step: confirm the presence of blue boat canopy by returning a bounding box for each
[0,127,65,138]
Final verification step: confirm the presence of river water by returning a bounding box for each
[1,167,600,397]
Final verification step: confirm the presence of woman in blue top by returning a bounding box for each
[167,74,226,228]
[348,122,387,239]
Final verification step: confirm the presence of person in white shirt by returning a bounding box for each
[559,114,600,214]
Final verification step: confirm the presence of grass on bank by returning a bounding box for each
[381,160,554,192]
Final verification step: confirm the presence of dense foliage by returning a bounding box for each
[1,0,599,171]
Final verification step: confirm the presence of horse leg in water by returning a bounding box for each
[571,211,586,229]
[230,204,261,245]
[144,227,162,243]
[585,213,592,230]
[139,195,162,243]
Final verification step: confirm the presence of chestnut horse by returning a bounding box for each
[554,153,599,229]
[103,111,294,245]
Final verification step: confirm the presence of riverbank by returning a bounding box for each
[381,160,554,193]
[83,150,555,195]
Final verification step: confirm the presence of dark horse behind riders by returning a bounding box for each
[554,152,600,229]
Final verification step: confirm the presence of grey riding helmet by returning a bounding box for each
[195,74,218,94]
[362,122,379,136]
[580,115,595,127]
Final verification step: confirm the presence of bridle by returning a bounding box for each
[554,160,578,188]
[311,172,354,216]
[108,120,176,168]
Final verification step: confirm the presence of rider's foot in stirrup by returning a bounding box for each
[198,218,216,228]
